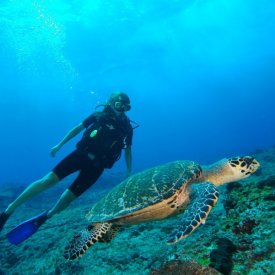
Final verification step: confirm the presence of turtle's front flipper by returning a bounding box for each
[64,222,116,260]
[98,224,120,243]
[167,182,219,244]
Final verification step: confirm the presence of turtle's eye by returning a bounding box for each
[243,157,254,166]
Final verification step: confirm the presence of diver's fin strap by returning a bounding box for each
[167,182,219,244]
[64,222,112,260]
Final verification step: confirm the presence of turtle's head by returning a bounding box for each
[202,156,260,186]
[227,156,260,179]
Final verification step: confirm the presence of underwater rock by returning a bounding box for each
[225,181,242,192]
[56,262,85,275]
[1,251,21,268]
[223,197,237,215]
[151,260,221,275]
[209,238,237,275]
[129,228,142,238]
[233,218,257,235]
[236,238,254,252]
[257,176,275,188]
[223,182,241,214]
[263,194,275,201]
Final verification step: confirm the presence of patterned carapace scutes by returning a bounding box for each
[64,156,260,260]
[85,160,201,222]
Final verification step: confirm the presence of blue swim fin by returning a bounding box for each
[7,211,48,245]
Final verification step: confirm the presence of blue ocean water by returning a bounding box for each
[0,0,274,186]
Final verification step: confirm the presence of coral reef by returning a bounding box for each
[0,147,274,274]
[209,238,237,275]
[151,260,221,275]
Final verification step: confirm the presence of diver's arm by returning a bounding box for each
[50,123,85,157]
[125,146,132,177]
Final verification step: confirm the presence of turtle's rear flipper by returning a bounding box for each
[167,182,219,244]
[64,222,115,260]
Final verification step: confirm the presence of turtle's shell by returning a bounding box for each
[86,160,201,222]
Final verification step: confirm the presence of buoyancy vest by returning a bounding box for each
[76,110,132,168]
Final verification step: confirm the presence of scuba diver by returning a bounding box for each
[0,92,134,244]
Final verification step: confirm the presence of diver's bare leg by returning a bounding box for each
[5,172,60,215]
[47,189,76,218]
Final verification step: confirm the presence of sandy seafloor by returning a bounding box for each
[0,147,274,275]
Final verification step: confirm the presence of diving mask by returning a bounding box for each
[114,100,131,112]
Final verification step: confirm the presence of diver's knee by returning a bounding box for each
[42,172,59,187]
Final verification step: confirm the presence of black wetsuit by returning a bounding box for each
[52,107,133,196]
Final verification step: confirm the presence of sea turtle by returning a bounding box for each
[64,156,259,260]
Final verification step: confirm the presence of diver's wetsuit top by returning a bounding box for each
[77,108,133,167]
[52,107,133,196]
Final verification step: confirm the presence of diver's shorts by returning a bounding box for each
[52,150,104,197]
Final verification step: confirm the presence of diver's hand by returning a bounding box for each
[50,145,61,157]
